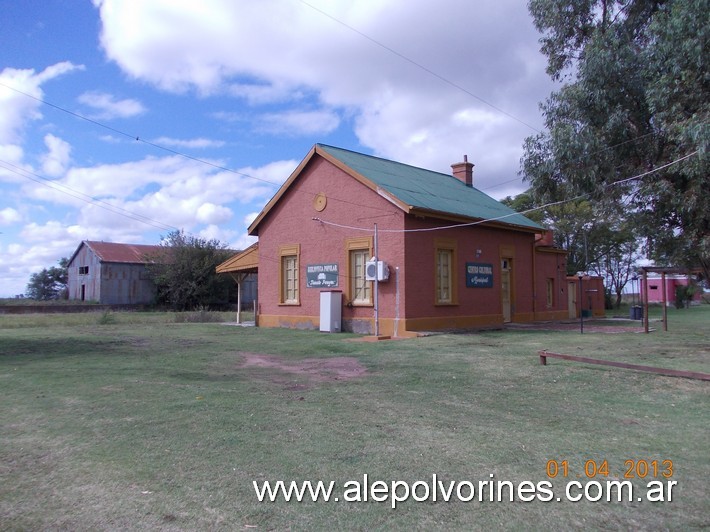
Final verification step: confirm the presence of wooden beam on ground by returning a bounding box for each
[538,350,710,381]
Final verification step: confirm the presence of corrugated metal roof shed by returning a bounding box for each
[70,241,165,265]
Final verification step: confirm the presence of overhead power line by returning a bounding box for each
[296,0,543,134]
[0,159,179,232]
[0,81,405,216]
[0,81,280,187]
[312,150,699,234]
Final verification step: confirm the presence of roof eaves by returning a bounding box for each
[249,145,413,235]
[316,146,411,213]
[408,206,542,233]
[67,241,88,266]
[216,243,258,274]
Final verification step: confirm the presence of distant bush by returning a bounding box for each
[675,284,698,309]
[97,310,116,325]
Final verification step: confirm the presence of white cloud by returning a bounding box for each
[244,211,259,227]
[257,109,340,136]
[77,91,146,119]
[0,207,22,225]
[196,202,233,224]
[197,223,238,244]
[41,134,72,176]
[35,61,84,84]
[229,232,258,252]
[228,81,304,105]
[0,145,27,181]
[151,137,226,149]
[21,154,292,244]
[94,0,554,192]
[0,62,83,146]
[21,220,78,243]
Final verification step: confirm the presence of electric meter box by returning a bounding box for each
[319,290,342,332]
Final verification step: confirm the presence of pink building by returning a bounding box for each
[220,144,574,336]
[641,275,702,306]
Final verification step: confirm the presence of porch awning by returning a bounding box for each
[216,243,258,274]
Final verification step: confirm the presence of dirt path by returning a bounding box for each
[237,352,367,384]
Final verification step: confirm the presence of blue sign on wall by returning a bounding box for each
[466,262,494,288]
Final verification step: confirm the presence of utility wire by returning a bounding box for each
[0,81,406,215]
[312,150,699,234]
[0,81,280,187]
[297,0,542,133]
[0,159,178,232]
[296,2,667,195]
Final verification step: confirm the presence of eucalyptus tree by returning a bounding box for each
[522,0,709,280]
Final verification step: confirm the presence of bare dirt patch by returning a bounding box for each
[237,353,368,384]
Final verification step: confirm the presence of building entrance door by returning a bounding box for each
[501,259,512,323]
[568,281,577,319]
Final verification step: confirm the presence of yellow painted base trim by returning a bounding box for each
[403,314,503,332]
[258,314,319,329]
[257,310,586,336]
[257,314,420,338]
[533,310,569,321]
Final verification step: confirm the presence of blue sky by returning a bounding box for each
[0,0,555,297]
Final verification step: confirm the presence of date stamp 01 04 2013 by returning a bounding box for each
[546,459,674,480]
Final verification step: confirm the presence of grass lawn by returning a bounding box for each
[1,306,708,530]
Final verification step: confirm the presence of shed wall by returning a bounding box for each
[67,245,103,302]
[99,263,156,305]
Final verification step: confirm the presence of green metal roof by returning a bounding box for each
[317,144,542,231]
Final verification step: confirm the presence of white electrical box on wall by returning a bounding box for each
[365,259,390,281]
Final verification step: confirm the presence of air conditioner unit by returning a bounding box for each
[365,259,389,281]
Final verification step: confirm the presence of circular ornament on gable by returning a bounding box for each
[313,192,327,212]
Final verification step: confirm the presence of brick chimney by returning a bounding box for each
[451,155,474,187]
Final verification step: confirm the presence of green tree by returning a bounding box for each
[502,192,598,273]
[145,230,234,311]
[588,220,642,308]
[523,0,709,280]
[503,191,641,292]
[500,190,545,225]
[25,257,69,300]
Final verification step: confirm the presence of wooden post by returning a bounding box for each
[229,272,246,324]
[661,272,668,331]
[643,269,649,334]
[254,295,258,326]
[237,277,242,324]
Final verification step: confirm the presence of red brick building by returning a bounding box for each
[222,144,572,335]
